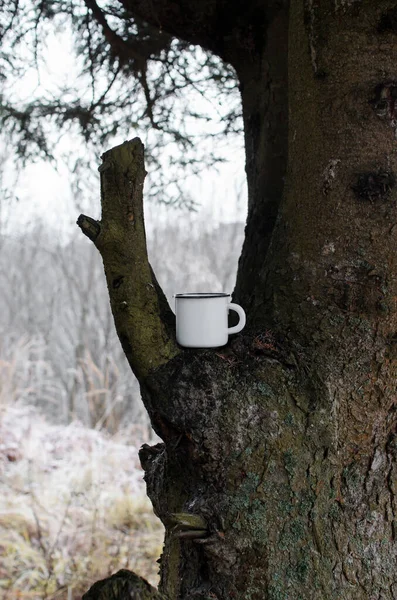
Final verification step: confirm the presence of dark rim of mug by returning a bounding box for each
[175,293,230,299]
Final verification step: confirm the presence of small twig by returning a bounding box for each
[167,512,208,531]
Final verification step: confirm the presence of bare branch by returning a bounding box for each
[83,0,146,65]
[78,138,179,381]
[83,0,171,68]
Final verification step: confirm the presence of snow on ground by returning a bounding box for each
[0,403,164,599]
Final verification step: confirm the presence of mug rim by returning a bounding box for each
[174,292,230,299]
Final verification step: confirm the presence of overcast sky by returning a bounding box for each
[2,27,247,238]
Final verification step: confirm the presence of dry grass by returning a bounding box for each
[0,337,60,410]
[0,403,164,599]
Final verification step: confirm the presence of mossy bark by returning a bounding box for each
[80,1,397,598]
[78,138,179,381]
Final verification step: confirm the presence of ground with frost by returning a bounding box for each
[0,404,163,599]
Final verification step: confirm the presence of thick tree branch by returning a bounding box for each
[119,0,269,63]
[233,4,289,315]
[77,138,179,381]
[120,0,217,51]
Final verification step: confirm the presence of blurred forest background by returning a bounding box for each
[0,1,246,597]
[0,214,244,431]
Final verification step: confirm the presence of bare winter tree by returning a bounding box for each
[4,0,397,598]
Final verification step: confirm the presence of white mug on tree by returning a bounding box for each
[174,293,246,348]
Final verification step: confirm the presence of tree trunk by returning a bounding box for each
[80,1,397,598]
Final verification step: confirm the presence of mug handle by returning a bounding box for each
[227,303,246,335]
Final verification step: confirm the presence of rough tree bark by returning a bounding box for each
[79,0,397,598]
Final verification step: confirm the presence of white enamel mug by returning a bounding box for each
[174,293,246,348]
